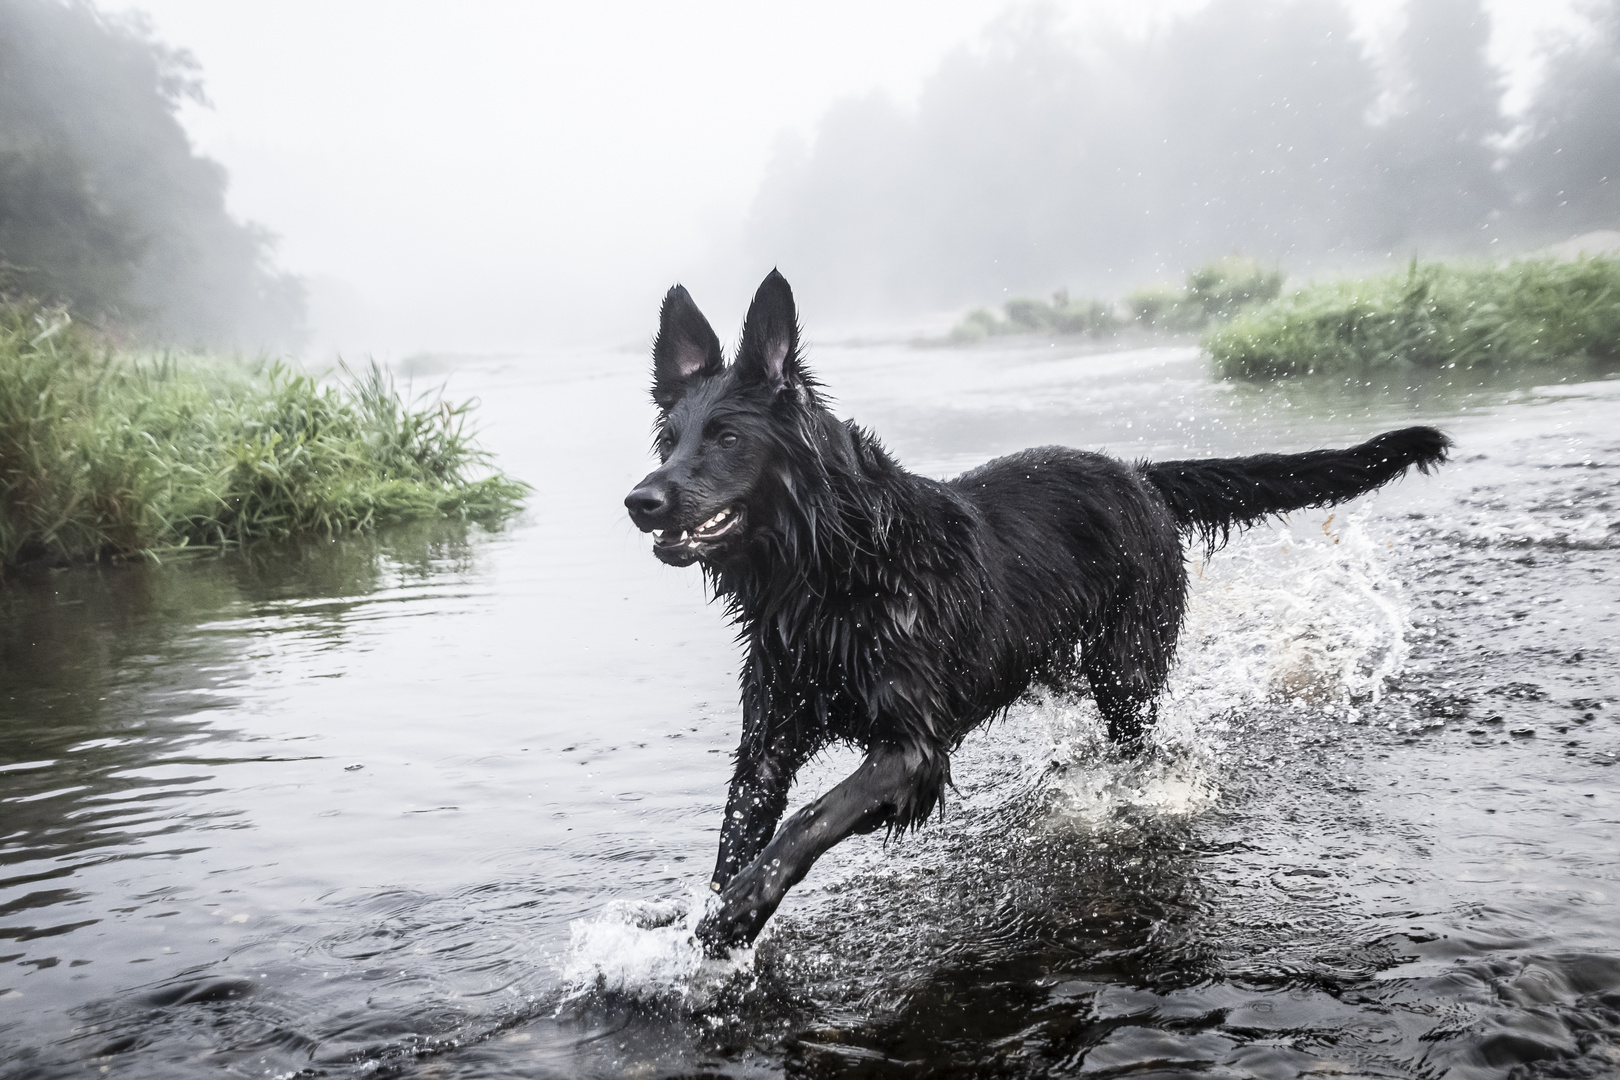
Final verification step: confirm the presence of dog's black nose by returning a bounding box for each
[624,485,669,520]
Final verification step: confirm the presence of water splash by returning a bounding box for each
[558,884,755,1009]
[1039,719,1219,827]
[561,514,1411,997]
[1174,510,1408,715]
[1024,511,1408,828]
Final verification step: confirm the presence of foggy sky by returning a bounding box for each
[115,0,1594,356]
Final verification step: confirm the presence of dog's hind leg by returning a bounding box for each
[696,742,947,955]
[1086,665,1159,752]
[1081,592,1181,753]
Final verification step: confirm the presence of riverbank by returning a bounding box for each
[947,256,1283,343]
[0,303,526,570]
[1206,255,1620,379]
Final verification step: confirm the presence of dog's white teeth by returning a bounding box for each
[679,530,690,541]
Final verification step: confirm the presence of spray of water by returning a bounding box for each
[559,512,1409,998]
[557,884,755,1008]
[1033,511,1408,827]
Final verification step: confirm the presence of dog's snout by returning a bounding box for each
[624,483,670,524]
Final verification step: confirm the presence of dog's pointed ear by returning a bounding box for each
[652,285,723,410]
[733,269,805,395]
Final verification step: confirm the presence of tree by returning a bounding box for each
[1367,0,1507,248]
[744,1,1389,313]
[0,0,304,347]
[1511,0,1620,233]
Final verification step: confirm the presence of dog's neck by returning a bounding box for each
[707,407,929,628]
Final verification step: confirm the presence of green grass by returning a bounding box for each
[0,302,527,569]
[951,288,1122,342]
[1184,256,1285,323]
[950,256,1282,341]
[1206,256,1620,379]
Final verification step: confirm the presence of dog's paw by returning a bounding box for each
[694,895,758,958]
[693,915,734,959]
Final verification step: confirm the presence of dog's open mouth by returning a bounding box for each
[653,505,744,557]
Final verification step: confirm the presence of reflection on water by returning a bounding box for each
[0,526,516,1071]
[1,342,1618,1078]
[0,528,479,873]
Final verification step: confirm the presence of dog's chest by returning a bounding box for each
[746,585,944,711]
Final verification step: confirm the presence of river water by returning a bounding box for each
[2,339,1617,1079]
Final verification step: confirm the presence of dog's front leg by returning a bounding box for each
[711,725,807,894]
[697,742,937,955]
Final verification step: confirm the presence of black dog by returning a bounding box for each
[624,270,1449,954]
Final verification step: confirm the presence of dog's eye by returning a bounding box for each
[718,433,739,449]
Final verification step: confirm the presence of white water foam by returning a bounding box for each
[1008,688,1219,830]
[1175,510,1409,714]
[1031,511,1409,827]
[558,884,756,1007]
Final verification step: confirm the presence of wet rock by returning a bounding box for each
[142,977,256,1007]
[1491,683,1547,702]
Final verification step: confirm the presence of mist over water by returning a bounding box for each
[23,0,1611,351]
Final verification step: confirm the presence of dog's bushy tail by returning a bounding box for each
[1144,425,1451,552]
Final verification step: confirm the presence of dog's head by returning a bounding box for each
[624,270,815,567]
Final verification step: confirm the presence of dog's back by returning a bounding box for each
[948,447,1188,743]
[938,428,1450,745]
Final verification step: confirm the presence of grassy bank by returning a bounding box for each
[953,290,1122,340]
[0,303,527,569]
[1207,256,1620,379]
[950,256,1282,342]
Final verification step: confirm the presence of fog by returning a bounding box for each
[11,0,1614,354]
[0,0,303,346]
[112,0,1020,354]
[747,0,1619,318]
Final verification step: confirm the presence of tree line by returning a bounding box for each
[744,0,1620,316]
[0,0,303,348]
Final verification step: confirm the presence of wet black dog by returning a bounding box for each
[624,270,1449,954]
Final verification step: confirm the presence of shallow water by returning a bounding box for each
[2,339,1617,1079]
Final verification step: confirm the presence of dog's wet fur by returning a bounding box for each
[624,270,1451,953]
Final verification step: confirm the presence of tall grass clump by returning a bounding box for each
[951,288,1121,342]
[0,302,527,569]
[1207,256,1620,379]
[949,256,1283,342]
[1128,256,1285,332]
[1185,256,1285,322]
